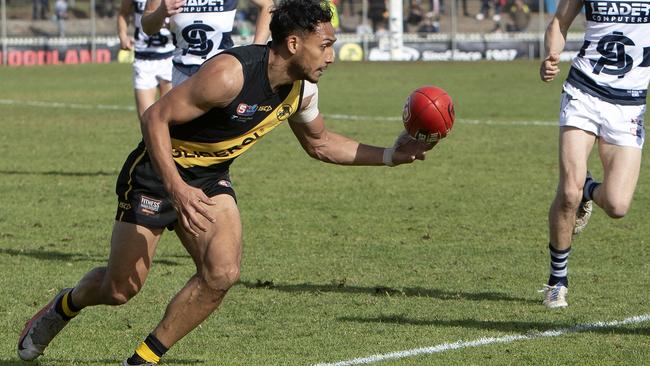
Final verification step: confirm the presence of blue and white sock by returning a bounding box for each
[583,175,600,202]
[548,243,570,287]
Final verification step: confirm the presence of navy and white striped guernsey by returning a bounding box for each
[567,0,650,105]
[170,0,238,68]
[132,0,174,60]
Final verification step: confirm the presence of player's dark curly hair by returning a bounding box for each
[270,0,333,45]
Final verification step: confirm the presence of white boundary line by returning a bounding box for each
[314,314,650,366]
[0,98,136,111]
[0,98,556,127]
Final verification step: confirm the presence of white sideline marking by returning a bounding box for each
[0,98,556,127]
[314,314,650,366]
[0,98,136,112]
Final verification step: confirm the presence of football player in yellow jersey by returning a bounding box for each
[18,1,432,364]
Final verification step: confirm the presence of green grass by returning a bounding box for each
[1,61,649,366]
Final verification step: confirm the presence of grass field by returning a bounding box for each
[1,60,649,366]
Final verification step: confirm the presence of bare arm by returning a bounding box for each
[117,0,134,50]
[250,0,274,44]
[142,0,185,36]
[289,115,387,165]
[140,55,242,235]
[540,0,583,82]
[288,84,430,166]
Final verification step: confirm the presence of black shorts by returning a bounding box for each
[115,141,236,230]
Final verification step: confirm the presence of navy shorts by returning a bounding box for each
[115,141,236,230]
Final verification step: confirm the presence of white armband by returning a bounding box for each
[289,81,320,124]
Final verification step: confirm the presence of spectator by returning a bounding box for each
[368,0,387,32]
[428,0,440,18]
[328,0,341,32]
[54,0,68,37]
[406,0,424,32]
[233,11,253,37]
[448,0,470,17]
[476,0,506,22]
[417,12,440,33]
[32,0,49,20]
[506,0,531,32]
[338,0,355,16]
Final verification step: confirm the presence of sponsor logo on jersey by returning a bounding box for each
[172,132,262,159]
[182,0,235,13]
[134,0,145,14]
[119,201,132,210]
[258,105,273,112]
[236,103,258,117]
[586,1,650,23]
[217,179,232,188]
[139,195,162,216]
[630,117,644,137]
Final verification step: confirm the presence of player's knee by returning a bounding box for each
[201,265,240,293]
[556,187,582,211]
[101,282,142,305]
[603,199,630,219]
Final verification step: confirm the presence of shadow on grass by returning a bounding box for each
[0,361,26,366]
[0,358,205,365]
[338,314,650,335]
[0,169,117,177]
[239,280,538,304]
[0,248,185,267]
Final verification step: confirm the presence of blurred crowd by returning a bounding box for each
[333,0,533,34]
[13,0,534,37]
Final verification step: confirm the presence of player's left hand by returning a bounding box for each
[389,131,434,166]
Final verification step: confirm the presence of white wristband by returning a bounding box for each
[383,147,395,167]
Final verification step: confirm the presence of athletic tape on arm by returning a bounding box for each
[289,81,320,124]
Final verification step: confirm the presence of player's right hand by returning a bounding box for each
[119,37,134,51]
[390,130,433,166]
[540,53,560,82]
[161,0,186,16]
[168,182,216,237]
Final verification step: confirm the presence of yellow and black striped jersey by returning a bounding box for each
[169,44,304,170]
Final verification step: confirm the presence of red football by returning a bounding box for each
[402,86,455,144]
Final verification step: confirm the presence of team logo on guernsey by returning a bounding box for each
[588,31,635,77]
[586,1,650,23]
[139,195,162,216]
[276,104,293,121]
[236,103,258,117]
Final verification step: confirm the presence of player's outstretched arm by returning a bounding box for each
[288,83,429,167]
[540,0,583,82]
[142,0,185,35]
[117,0,134,50]
[140,54,242,235]
[250,0,274,44]
[289,116,429,167]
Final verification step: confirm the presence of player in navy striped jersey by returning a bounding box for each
[17,1,432,364]
[539,0,650,308]
[118,0,175,118]
[141,0,274,86]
